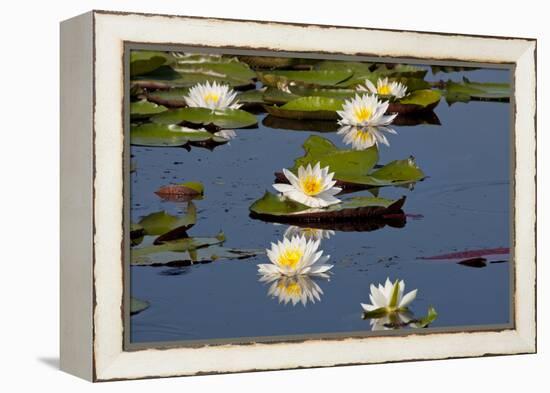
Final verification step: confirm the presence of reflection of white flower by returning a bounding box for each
[361,278,417,313]
[273,163,342,208]
[358,77,408,99]
[337,94,397,128]
[337,125,397,149]
[213,129,237,141]
[183,81,241,110]
[369,310,414,331]
[284,226,335,241]
[258,235,333,276]
[260,274,326,306]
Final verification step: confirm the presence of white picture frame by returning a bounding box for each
[60,10,536,381]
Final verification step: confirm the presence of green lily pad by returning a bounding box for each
[265,97,344,120]
[130,123,213,147]
[138,204,197,238]
[130,297,150,315]
[238,55,301,69]
[262,115,340,133]
[258,70,353,88]
[389,89,441,113]
[282,136,424,188]
[130,100,168,119]
[444,77,511,105]
[249,191,406,223]
[415,306,438,328]
[172,60,256,81]
[145,88,189,107]
[151,107,257,129]
[130,51,172,77]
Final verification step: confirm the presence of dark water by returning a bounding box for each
[130,68,511,344]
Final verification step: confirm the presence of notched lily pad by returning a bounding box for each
[151,107,257,129]
[249,191,406,224]
[137,204,197,244]
[389,89,441,113]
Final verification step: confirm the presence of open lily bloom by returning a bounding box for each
[358,77,408,99]
[337,125,397,150]
[361,278,418,313]
[183,81,241,110]
[260,274,326,306]
[258,234,333,277]
[337,94,397,129]
[284,226,335,241]
[273,163,342,208]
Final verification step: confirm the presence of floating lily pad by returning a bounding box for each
[130,297,150,315]
[250,191,406,223]
[443,77,510,105]
[264,97,344,120]
[258,70,353,88]
[130,100,168,119]
[155,181,204,200]
[238,55,300,69]
[145,88,189,107]
[130,51,172,77]
[389,89,441,113]
[262,115,340,133]
[151,107,257,129]
[137,204,197,243]
[172,60,256,82]
[131,123,213,147]
[278,136,424,188]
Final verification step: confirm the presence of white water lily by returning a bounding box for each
[361,278,418,313]
[358,77,408,99]
[258,235,333,277]
[284,226,335,241]
[183,81,241,110]
[273,163,342,208]
[337,94,397,129]
[260,274,326,306]
[213,129,237,141]
[337,125,397,149]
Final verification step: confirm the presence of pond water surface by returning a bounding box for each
[130,67,511,344]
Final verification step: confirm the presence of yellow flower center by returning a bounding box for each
[377,84,391,95]
[300,175,323,196]
[278,280,302,296]
[278,247,303,269]
[353,129,374,144]
[203,92,220,104]
[353,106,372,123]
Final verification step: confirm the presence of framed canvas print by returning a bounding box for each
[60,10,537,381]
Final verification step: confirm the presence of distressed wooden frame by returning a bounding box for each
[60,10,537,382]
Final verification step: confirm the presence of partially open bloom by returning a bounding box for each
[260,274,326,306]
[257,235,333,277]
[183,81,241,110]
[337,94,397,129]
[338,125,397,150]
[358,77,408,99]
[284,226,335,241]
[213,129,237,141]
[361,278,417,313]
[273,163,342,208]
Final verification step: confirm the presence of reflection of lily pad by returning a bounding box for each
[264,97,344,120]
[262,115,340,133]
[130,297,150,315]
[443,77,510,105]
[151,107,257,129]
[392,111,441,126]
[250,191,405,223]
[130,123,213,147]
[281,136,424,188]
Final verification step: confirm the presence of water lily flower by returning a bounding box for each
[260,274,326,306]
[358,77,408,99]
[284,226,335,241]
[337,94,397,129]
[273,163,342,208]
[183,81,241,110]
[337,125,397,150]
[257,234,333,277]
[213,129,237,141]
[361,278,417,314]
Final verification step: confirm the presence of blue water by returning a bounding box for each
[129,67,511,344]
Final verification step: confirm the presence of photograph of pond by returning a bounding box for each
[127,48,512,346]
